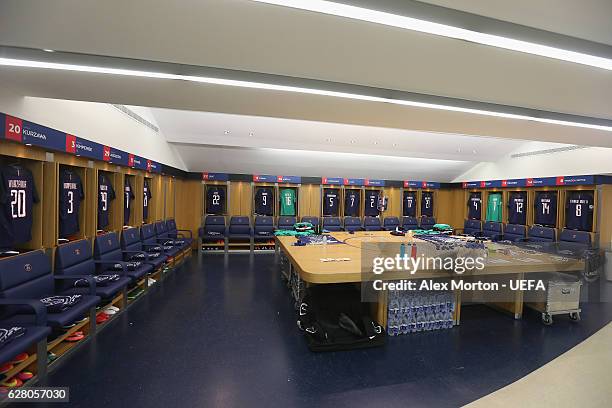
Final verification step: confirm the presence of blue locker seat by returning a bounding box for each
[228,217,252,241]
[200,216,227,242]
[456,219,482,236]
[402,217,418,230]
[95,232,155,282]
[364,216,383,231]
[0,250,100,328]
[0,320,49,376]
[526,226,556,242]
[480,221,504,241]
[343,217,362,232]
[322,217,343,232]
[301,216,319,228]
[121,227,168,270]
[420,216,436,230]
[153,222,183,257]
[277,216,297,230]
[558,229,592,255]
[503,224,526,242]
[56,239,131,298]
[382,217,400,231]
[166,219,193,250]
[254,216,275,241]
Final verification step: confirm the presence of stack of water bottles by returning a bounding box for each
[387,289,455,336]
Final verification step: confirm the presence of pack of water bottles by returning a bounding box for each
[387,289,455,336]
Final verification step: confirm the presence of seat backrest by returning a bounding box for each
[383,217,399,228]
[55,239,95,276]
[166,219,178,233]
[343,217,361,231]
[94,232,123,270]
[301,216,319,226]
[528,226,556,242]
[420,216,436,228]
[323,217,342,231]
[504,224,526,240]
[483,221,503,238]
[278,216,296,227]
[364,216,382,228]
[229,216,251,234]
[141,223,157,245]
[254,216,273,226]
[154,221,169,239]
[121,227,143,252]
[464,219,482,234]
[205,216,226,234]
[0,250,54,299]
[559,229,591,246]
[402,217,418,230]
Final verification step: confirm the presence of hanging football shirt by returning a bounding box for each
[534,191,557,227]
[565,191,594,231]
[98,172,116,229]
[403,191,416,217]
[254,187,274,216]
[421,191,434,217]
[59,167,84,238]
[486,193,503,222]
[124,178,135,225]
[364,190,379,217]
[143,178,152,221]
[280,188,296,216]
[206,186,226,215]
[322,188,340,216]
[507,191,527,225]
[467,192,482,220]
[0,165,39,248]
[344,189,360,217]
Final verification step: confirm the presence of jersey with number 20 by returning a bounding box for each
[0,165,39,247]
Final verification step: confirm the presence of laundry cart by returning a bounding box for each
[525,272,582,325]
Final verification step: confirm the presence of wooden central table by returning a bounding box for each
[276,231,584,326]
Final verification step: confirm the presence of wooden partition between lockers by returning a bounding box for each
[175,179,203,240]
[229,181,252,216]
[298,184,321,218]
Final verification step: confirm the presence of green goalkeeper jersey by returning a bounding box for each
[486,193,502,222]
[280,188,296,216]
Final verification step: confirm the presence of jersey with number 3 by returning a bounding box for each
[59,168,84,238]
[507,191,527,224]
[0,165,39,247]
[565,191,594,231]
[98,172,116,229]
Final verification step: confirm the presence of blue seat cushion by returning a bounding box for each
[0,326,50,364]
[63,277,131,299]
[5,295,100,328]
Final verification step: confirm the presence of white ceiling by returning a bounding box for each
[0,0,610,179]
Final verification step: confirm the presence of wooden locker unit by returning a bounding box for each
[436,188,462,227]
[203,181,229,216]
[400,187,418,219]
[143,174,155,224]
[175,180,202,241]
[229,181,252,216]
[529,187,561,230]
[133,173,144,226]
[149,174,164,222]
[420,188,437,219]
[483,189,503,222]
[598,184,612,249]
[504,189,529,225]
[91,162,121,234]
[463,189,483,221]
[251,182,276,219]
[342,186,364,218]
[382,187,401,218]
[561,186,598,240]
[164,176,176,220]
[321,185,342,218]
[298,184,321,218]
[363,188,381,218]
[123,171,138,226]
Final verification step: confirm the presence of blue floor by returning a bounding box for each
[44,253,612,408]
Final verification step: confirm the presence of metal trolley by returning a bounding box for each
[525,272,582,325]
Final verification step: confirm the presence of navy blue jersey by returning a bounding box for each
[565,191,594,231]
[344,190,360,217]
[534,191,557,227]
[206,186,226,215]
[124,178,135,225]
[507,191,527,225]
[0,165,39,248]
[467,192,482,220]
[254,187,274,216]
[98,172,116,229]
[59,168,84,238]
[364,190,380,217]
[403,191,416,217]
[421,191,434,217]
[143,179,152,221]
[322,188,340,216]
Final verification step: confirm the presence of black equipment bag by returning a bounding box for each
[297,284,385,352]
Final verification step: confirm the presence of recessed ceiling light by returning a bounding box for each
[0,57,609,132]
[224,130,230,135]
[392,143,398,147]
[326,138,331,142]
[250,0,612,71]
[249,132,254,136]
[350,140,356,144]
[42,49,55,53]
[374,141,379,145]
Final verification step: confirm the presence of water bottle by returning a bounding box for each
[399,316,408,335]
[416,310,425,332]
[408,312,417,333]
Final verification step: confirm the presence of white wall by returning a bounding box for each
[455,142,612,181]
[0,91,186,170]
